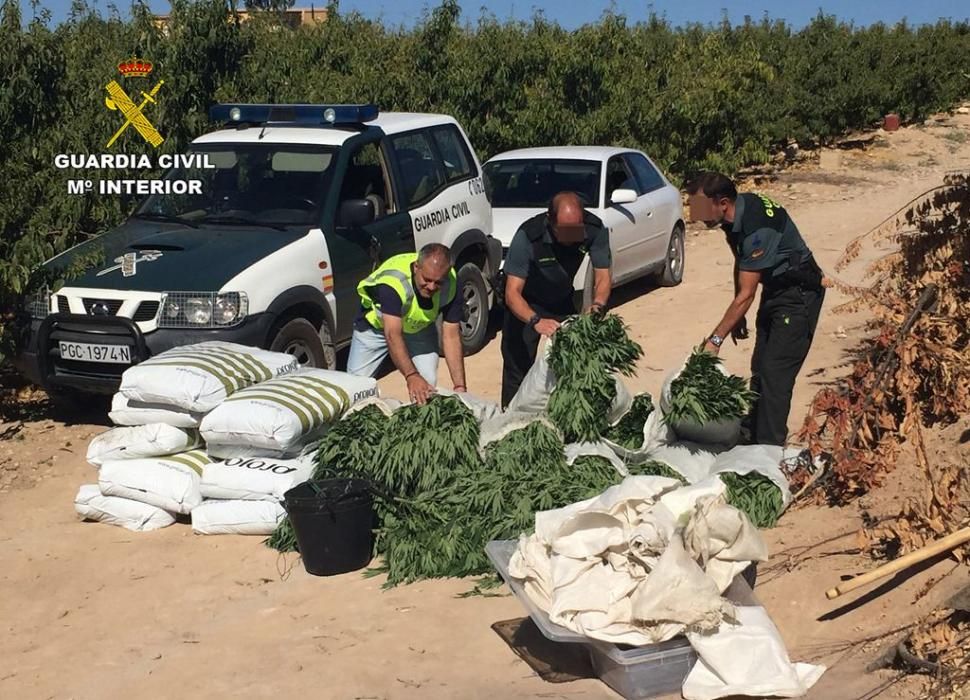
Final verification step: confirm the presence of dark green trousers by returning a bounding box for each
[749,286,825,446]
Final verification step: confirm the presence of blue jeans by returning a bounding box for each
[346,325,439,385]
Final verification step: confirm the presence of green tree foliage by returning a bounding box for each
[1,0,968,361]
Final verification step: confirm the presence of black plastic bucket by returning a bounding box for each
[283,478,374,576]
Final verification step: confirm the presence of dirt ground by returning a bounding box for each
[2,107,969,700]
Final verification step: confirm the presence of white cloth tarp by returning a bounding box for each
[479,413,561,452]
[109,393,203,428]
[684,492,769,592]
[506,335,632,422]
[98,449,212,514]
[659,355,742,447]
[200,453,315,502]
[191,499,286,535]
[603,408,673,464]
[440,389,502,423]
[684,605,825,699]
[711,444,793,508]
[119,341,300,414]
[74,484,176,531]
[200,369,378,458]
[510,477,753,646]
[86,423,201,468]
[564,441,628,477]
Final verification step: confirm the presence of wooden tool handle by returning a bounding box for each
[826,526,970,600]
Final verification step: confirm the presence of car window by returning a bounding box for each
[431,125,474,183]
[390,132,446,208]
[606,156,640,197]
[136,144,337,226]
[624,152,666,194]
[339,142,394,220]
[483,159,601,208]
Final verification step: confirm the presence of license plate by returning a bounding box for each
[59,341,131,364]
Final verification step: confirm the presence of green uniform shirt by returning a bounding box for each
[722,193,812,279]
[505,211,611,314]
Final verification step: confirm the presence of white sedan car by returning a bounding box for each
[483,146,685,304]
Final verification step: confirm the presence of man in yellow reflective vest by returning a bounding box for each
[347,243,467,405]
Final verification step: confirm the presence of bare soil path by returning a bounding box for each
[2,109,969,700]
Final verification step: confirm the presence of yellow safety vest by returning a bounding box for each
[357,253,457,334]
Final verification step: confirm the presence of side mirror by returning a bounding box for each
[610,188,638,206]
[338,198,375,228]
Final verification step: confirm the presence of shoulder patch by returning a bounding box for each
[750,248,766,260]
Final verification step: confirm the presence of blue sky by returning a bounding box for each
[20,0,970,28]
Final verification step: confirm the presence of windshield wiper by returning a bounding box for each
[133,212,200,228]
[199,215,287,232]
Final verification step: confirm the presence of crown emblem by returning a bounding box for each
[117,58,153,78]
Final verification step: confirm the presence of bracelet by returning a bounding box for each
[453,385,467,392]
[404,371,419,380]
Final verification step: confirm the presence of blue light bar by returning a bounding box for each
[209,103,379,126]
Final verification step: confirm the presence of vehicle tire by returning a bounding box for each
[657,225,686,287]
[456,263,489,355]
[269,317,333,369]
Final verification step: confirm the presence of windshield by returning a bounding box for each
[484,159,601,208]
[136,144,338,226]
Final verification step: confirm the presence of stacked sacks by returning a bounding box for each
[194,453,316,535]
[200,369,379,458]
[75,341,378,535]
[192,368,377,535]
[117,341,301,415]
[75,426,210,530]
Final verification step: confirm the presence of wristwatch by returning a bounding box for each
[708,334,724,348]
[528,313,541,328]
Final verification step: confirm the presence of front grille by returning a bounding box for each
[132,301,160,322]
[42,315,145,385]
[81,298,123,316]
[56,295,69,313]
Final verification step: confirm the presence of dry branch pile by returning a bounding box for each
[797,173,970,504]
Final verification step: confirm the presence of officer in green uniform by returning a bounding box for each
[688,173,826,446]
[347,243,466,405]
[501,191,612,408]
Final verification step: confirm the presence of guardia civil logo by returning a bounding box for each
[104,58,165,149]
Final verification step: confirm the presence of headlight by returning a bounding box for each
[27,288,52,319]
[158,292,248,328]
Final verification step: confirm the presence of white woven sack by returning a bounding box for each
[109,393,203,428]
[201,369,378,458]
[119,341,300,414]
[564,441,628,477]
[710,444,793,507]
[200,453,315,502]
[507,335,632,420]
[99,449,212,514]
[659,355,743,447]
[86,423,201,468]
[191,500,286,536]
[74,484,176,531]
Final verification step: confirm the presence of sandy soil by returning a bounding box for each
[2,107,969,700]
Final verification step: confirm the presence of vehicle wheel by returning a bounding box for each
[657,225,685,287]
[457,263,489,355]
[269,318,332,369]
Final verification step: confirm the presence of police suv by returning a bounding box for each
[17,104,501,395]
